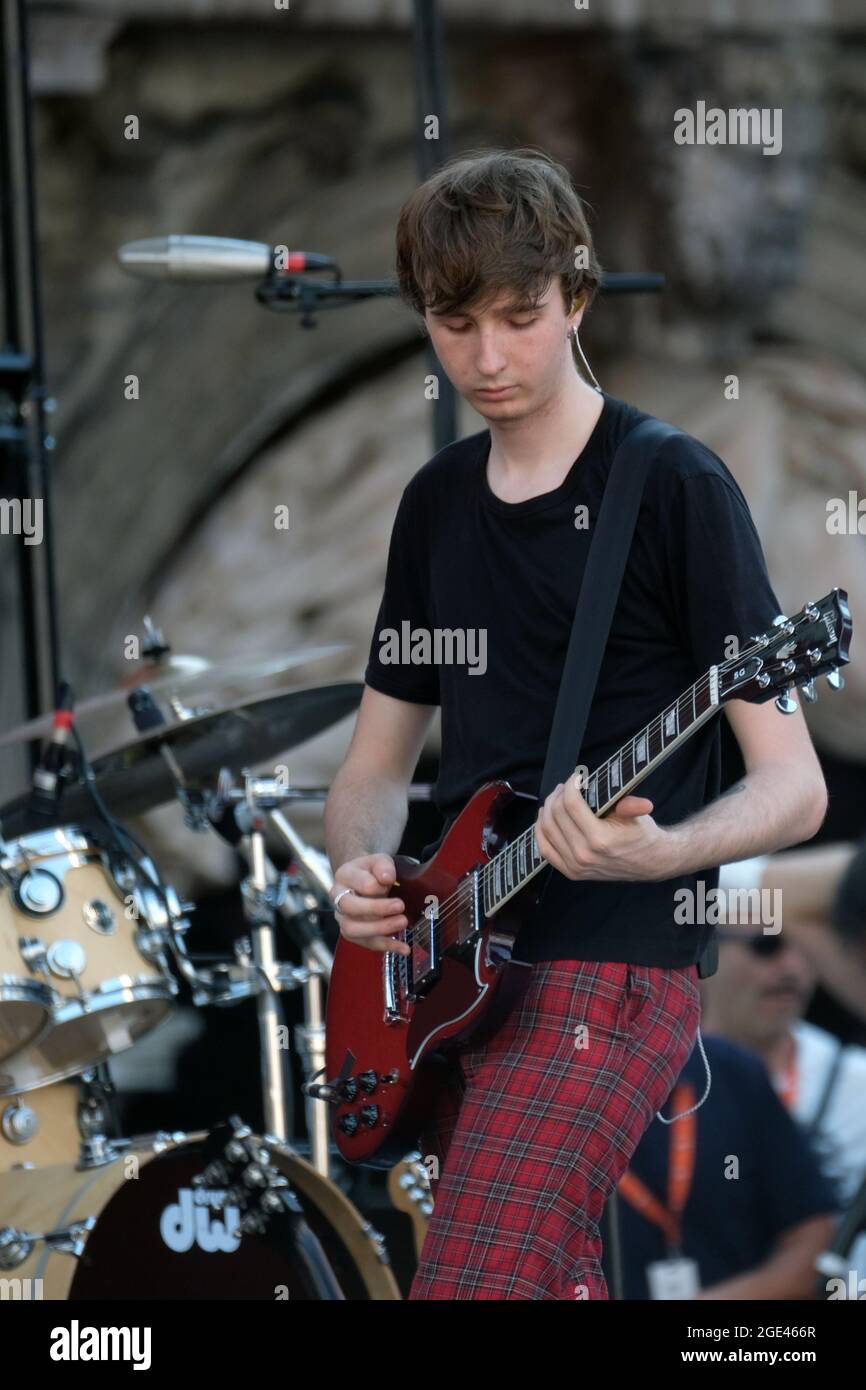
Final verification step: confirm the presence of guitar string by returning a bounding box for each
[400,661,736,949]
[400,663,723,949]
[398,624,803,951]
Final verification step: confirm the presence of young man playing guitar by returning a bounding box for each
[323,148,829,1300]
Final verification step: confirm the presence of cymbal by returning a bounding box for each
[0,681,363,838]
[0,644,349,747]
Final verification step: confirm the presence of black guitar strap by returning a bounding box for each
[539,414,677,801]
[535,413,719,980]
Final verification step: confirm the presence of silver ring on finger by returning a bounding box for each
[333,887,354,914]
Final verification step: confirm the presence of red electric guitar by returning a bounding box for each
[322,589,851,1166]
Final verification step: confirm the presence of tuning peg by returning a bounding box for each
[826,670,845,691]
[775,689,798,714]
[801,678,818,703]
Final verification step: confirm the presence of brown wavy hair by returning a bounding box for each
[395,147,602,324]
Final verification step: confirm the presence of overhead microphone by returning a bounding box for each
[117,235,335,282]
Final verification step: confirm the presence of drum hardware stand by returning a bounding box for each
[293,940,331,1182]
[206,774,298,1144]
[219,845,337,1178]
[242,780,310,1147]
[170,768,338,1177]
[265,808,335,1180]
[75,1063,123,1168]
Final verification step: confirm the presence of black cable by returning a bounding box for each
[69,721,179,930]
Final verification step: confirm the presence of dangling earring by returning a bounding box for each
[571,324,602,393]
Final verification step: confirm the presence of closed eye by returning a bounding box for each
[442,316,538,333]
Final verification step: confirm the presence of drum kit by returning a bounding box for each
[0,622,432,1300]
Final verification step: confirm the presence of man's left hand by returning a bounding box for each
[533,777,678,883]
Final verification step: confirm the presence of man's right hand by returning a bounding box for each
[330,854,411,956]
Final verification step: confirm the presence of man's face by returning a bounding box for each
[704,935,817,1047]
[423,279,581,419]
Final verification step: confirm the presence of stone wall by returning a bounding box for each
[1,5,864,889]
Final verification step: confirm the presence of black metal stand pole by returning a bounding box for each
[0,0,62,761]
[412,0,458,453]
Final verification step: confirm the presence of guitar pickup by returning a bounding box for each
[407,901,441,999]
[455,866,483,951]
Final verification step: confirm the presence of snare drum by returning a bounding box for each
[0,1130,401,1300]
[0,827,179,1094]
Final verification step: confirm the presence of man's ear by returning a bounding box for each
[567,294,586,333]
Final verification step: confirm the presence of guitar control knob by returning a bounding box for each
[339,1078,358,1102]
[357,1070,378,1094]
[360,1104,379,1128]
[337,1112,359,1136]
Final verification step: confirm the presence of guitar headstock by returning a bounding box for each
[718,588,852,709]
[387,1152,433,1260]
[388,1152,434,1216]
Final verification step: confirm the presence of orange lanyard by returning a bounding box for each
[618,1081,696,1253]
[776,1057,798,1110]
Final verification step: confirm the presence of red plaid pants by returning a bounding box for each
[409,957,701,1300]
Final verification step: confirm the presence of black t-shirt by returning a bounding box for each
[607,1034,840,1299]
[363,390,783,966]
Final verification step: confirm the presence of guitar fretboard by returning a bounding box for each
[480,666,721,916]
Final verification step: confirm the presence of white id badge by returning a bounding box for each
[646,1256,700,1299]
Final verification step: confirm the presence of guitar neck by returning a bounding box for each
[482,665,722,915]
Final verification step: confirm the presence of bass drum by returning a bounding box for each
[0,1132,400,1300]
